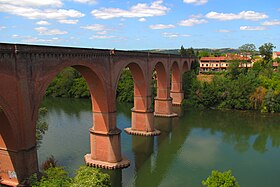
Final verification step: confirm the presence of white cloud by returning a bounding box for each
[162,32,190,38]
[183,0,208,5]
[58,19,79,24]
[0,26,6,30]
[179,136,220,167]
[90,35,116,39]
[96,31,108,35]
[240,26,266,31]
[138,18,146,22]
[262,20,280,26]
[149,24,175,29]
[80,24,107,31]
[11,35,62,43]
[35,27,67,35]
[206,11,268,21]
[0,0,63,8]
[36,20,51,25]
[23,36,61,43]
[178,18,208,26]
[0,4,84,20]
[71,0,97,4]
[91,0,169,19]
[216,29,232,33]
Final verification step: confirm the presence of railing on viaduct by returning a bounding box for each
[0,43,195,186]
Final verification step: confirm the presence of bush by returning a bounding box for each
[30,167,72,187]
[71,166,111,187]
[29,162,111,187]
[202,170,239,187]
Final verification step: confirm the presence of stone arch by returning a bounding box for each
[170,61,184,105]
[170,61,181,92]
[182,60,189,74]
[115,62,148,111]
[115,62,159,135]
[37,64,111,133]
[152,61,176,117]
[153,61,168,99]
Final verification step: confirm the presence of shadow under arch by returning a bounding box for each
[0,104,26,186]
[116,62,148,111]
[182,60,190,74]
[170,61,184,105]
[153,62,168,99]
[152,61,177,117]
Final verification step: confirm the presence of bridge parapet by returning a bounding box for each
[0,43,194,60]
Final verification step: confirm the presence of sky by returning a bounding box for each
[0,0,279,50]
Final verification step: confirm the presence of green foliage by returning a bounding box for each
[239,43,256,55]
[71,166,111,187]
[69,77,90,98]
[36,107,48,147]
[187,72,258,110]
[202,170,239,187]
[226,60,243,80]
[29,159,111,187]
[259,43,275,62]
[182,71,197,98]
[180,45,195,56]
[198,50,210,58]
[185,43,280,113]
[116,69,134,103]
[46,68,89,99]
[274,57,280,63]
[180,45,187,55]
[30,167,72,187]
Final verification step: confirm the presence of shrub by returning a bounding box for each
[71,166,111,187]
[202,170,239,187]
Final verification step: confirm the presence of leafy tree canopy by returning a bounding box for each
[259,43,275,62]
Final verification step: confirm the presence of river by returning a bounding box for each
[38,97,280,187]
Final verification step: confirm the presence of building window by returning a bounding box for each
[206,64,208,67]
[226,64,228,67]
[202,64,204,66]
[216,64,218,67]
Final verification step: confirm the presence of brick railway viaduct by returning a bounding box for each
[0,43,194,186]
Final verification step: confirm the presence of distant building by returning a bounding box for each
[273,52,280,59]
[199,54,252,73]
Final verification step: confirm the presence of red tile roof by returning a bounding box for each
[200,55,250,61]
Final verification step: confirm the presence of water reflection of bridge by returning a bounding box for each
[108,106,191,187]
[134,114,191,187]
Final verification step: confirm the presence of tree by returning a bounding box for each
[116,69,134,103]
[198,50,210,58]
[239,43,256,57]
[186,47,195,56]
[180,45,187,55]
[202,170,239,187]
[259,43,275,62]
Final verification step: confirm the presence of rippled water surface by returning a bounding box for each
[38,97,280,187]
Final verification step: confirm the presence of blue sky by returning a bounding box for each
[0,0,279,50]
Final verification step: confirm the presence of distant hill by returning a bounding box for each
[137,48,240,55]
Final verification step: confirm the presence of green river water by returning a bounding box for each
[38,97,280,187]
